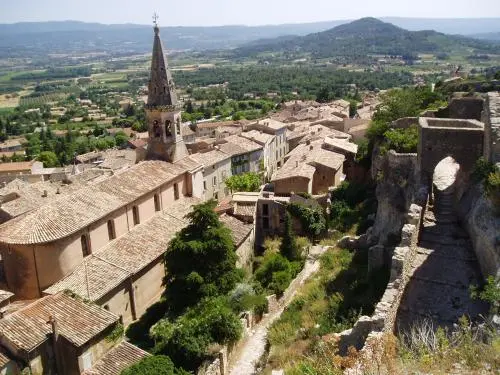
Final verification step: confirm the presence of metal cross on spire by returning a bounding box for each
[153,12,159,27]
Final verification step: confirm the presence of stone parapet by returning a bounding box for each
[483,92,500,164]
[336,199,425,353]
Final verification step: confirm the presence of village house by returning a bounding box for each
[190,148,232,201]
[0,291,124,375]
[247,118,288,168]
[272,139,345,196]
[216,135,264,176]
[240,130,277,181]
[0,140,23,153]
[322,136,360,182]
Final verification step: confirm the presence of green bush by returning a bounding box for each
[225,172,261,192]
[152,297,243,371]
[121,355,188,375]
[255,253,293,295]
[382,125,418,153]
[287,203,326,239]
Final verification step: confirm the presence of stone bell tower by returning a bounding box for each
[145,16,188,162]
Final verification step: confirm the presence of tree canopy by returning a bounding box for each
[121,356,188,375]
[225,172,261,192]
[163,200,241,313]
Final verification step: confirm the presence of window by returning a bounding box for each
[153,120,161,138]
[107,220,116,240]
[276,151,278,160]
[203,180,207,191]
[165,120,172,136]
[132,206,140,226]
[214,192,218,200]
[213,176,217,186]
[81,235,91,257]
[263,217,270,230]
[154,194,161,212]
[176,118,181,135]
[262,203,269,216]
[174,183,180,200]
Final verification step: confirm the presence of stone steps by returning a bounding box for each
[396,201,488,332]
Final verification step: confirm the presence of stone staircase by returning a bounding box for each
[396,190,489,331]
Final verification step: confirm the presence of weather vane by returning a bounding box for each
[153,12,159,27]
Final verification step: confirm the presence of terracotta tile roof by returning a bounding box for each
[233,203,256,218]
[0,161,33,173]
[197,120,237,129]
[0,179,90,220]
[220,214,252,247]
[240,130,275,145]
[189,149,230,168]
[44,257,130,301]
[273,141,345,182]
[82,341,150,375]
[217,135,262,156]
[44,198,200,301]
[76,151,102,163]
[323,136,358,155]
[0,292,118,352]
[252,118,287,131]
[0,161,190,245]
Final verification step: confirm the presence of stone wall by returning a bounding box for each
[482,92,500,164]
[418,117,484,186]
[337,201,425,353]
[458,184,500,279]
[369,147,420,250]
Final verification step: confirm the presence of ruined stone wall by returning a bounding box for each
[418,118,484,185]
[482,92,500,164]
[337,201,425,353]
[458,184,500,279]
[448,97,484,120]
[369,148,419,249]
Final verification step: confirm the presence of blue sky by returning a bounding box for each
[1,0,500,25]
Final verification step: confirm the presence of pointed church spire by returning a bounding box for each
[147,17,178,107]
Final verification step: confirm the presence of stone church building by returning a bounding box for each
[0,25,205,324]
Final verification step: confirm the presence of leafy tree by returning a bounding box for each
[152,297,243,371]
[225,172,261,192]
[254,253,293,295]
[381,124,419,153]
[280,212,300,261]
[121,355,188,375]
[163,200,241,313]
[37,151,59,167]
[287,203,326,240]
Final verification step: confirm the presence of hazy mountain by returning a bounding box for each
[0,18,499,59]
[470,32,500,41]
[235,18,500,58]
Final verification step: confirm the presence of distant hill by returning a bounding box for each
[470,32,500,41]
[0,18,499,59]
[235,18,500,59]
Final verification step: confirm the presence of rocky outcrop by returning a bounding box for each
[458,184,500,279]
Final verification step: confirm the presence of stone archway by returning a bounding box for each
[417,117,484,190]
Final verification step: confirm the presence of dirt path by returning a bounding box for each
[229,245,327,375]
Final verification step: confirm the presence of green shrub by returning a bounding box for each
[152,297,243,371]
[287,203,326,239]
[472,157,497,182]
[485,170,500,212]
[121,355,189,375]
[382,125,418,153]
[255,253,294,295]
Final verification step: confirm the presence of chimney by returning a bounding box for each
[309,145,314,151]
[56,187,60,194]
[295,161,299,168]
[306,140,311,145]
[42,190,48,197]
